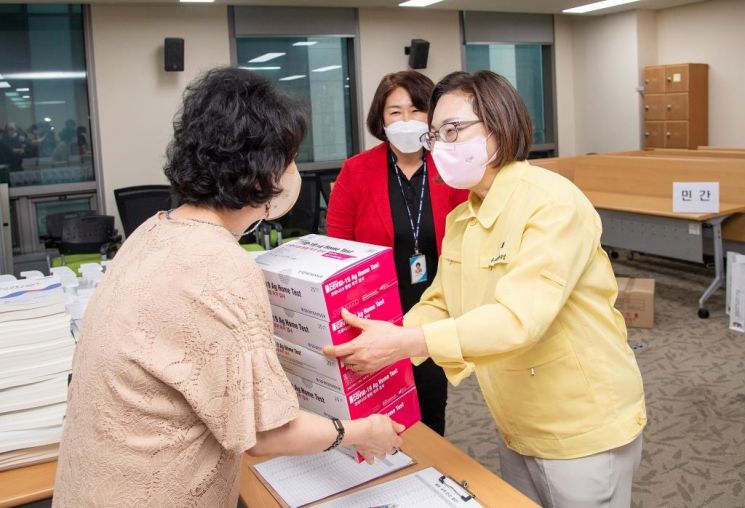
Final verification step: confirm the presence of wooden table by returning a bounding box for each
[583,190,745,318]
[0,461,56,508]
[240,423,538,508]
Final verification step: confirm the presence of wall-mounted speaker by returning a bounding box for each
[405,39,430,70]
[164,38,184,72]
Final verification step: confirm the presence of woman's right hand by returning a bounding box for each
[350,414,405,464]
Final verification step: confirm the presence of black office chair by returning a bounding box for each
[50,215,120,274]
[114,185,175,238]
[43,210,96,249]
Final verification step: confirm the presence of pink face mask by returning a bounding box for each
[431,134,495,190]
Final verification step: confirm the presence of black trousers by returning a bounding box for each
[412,358,448,436]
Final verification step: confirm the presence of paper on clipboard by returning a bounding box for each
[314,466,483,507]
[252,449,415,508]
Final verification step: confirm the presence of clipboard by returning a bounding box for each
[314,466,483,507]
[250,450,416,508]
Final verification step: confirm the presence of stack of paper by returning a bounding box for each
[0,276,75,471]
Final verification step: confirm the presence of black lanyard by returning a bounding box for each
[391,153,427,256]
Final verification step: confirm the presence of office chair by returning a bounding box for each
[50,215,120,275]
[43,210,96,249]
[114,185,175,238]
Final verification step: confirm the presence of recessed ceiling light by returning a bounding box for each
[279,75,306,81]
[0,82,10,88]
[248,52,285,63]
[16,88,30,92]
[240,66,281,71]
[3,71,86,79]
[22,95,30,99]
[563,0,640,14]
[312,65,342,73]
[399,0,444,7]
[293,41,318,47]
[44,117,52,122]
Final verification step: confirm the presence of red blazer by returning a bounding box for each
[326,143,468,255]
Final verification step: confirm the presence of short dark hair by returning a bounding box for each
[164,67,306,209]
[429,71,532,168]
[366,70,434,142]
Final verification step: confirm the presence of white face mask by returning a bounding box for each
[384,120,429,154]
[241,164,301,237]
[267,164,302,220]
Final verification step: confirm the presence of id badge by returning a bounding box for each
[409,254,428,285]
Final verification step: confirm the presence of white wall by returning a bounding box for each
[656,0,745,147]
[569,11,643,155]
[357,8,462,150]
[89,5,230,223]
[554,15,576,156]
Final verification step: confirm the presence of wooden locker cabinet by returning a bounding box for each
[642,63,707,149]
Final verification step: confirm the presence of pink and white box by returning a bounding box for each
[257,235,421,460]
[255,235,399,322]
[271,285,404,355]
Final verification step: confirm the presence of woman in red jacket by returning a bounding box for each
[326,70,467,436]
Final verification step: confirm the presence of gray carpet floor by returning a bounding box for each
[444,253,745,508]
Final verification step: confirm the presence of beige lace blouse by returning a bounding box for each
[53,213,299,507]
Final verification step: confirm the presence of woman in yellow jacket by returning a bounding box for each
[324,71,646,508]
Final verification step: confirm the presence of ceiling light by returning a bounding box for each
[3,71,86,79]
[248,52,285,63]
[563,0,640,14]
[22,95,30,99]
[44,117,52,122]
[240,66,281,71]
[399,0,444,7]
[0,82,10,88]
[16,88,29,92]
[5,91,19,97]
[35,100,66,105]
[312,65,342,73]
[279,75,306,81]
[293,41,318,47]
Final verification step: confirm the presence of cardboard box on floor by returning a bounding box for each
[615,278,655,329]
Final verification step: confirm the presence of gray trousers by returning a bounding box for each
[498,434,643,508]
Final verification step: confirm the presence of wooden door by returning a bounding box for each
[644,94,666,121]
[643,122,665,148]
[665,93,689,120]
[665,64,689,93]
[644,66,665,94]
[665,121,689,148]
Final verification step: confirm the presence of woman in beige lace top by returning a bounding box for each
[53,67,403,508]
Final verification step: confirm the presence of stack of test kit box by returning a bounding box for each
[256,235,420,459]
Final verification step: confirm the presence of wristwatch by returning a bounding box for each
[323,418,345,452]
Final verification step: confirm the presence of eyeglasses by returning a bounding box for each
[419,120,483,150]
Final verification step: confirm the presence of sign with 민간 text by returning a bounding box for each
[672,182,720,214]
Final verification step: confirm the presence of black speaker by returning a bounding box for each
[405,39,430,70]
[164,38,184,72]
